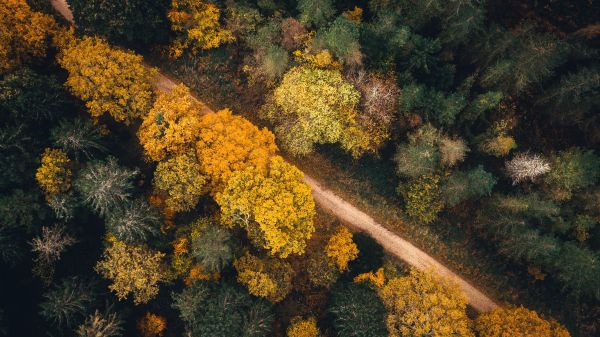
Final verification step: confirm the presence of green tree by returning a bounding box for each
[545,148,600,201]
[297,0,334,28]
[328,283,388,337]
[442,166,497,207]
[398,175,443,224]
[39,277,97,329]
[70,0,171,48]
[50,119,106,159]
[314,16,361,65]
[105,198,162,244]
[398,84,466,126]
[190,223,233,273]
[74,158,138,217]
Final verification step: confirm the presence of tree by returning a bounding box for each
[328,283,388,337]
[398,84,466,126]
[137,312,167,337]
[172,281,274,337]
[306,251,339,288]
[0,0,55,72]
[217,156,315,258]
[475,306,571,337]
[51,119,106,159]
[168,0,235,59]
[138,84,203,162]
[325,227,359,271]
[74,158,138,217]
[287,316,321,337]
[264,65,369,156]
[314,16,362,65]
[505,153,551,185]
[70,0,170,48]
[35,148,72,198]
[398,175,443,224]
[394,142,439,179]
[153,152,207,213]
[234,252,294,303]
[105,198,162,244]
[380,269,474,337]
[190,223,233,273]
[39,277,97,329]
[57,36,157,124]
[30,225,76,285]
[442,166,497,207]
[77,310,123,337]
[195,108,278,193]
[439,137,468,167]
[297,0,334,28]
[95,236,166,305]
[281,18,307,51]
[544,148,600,201]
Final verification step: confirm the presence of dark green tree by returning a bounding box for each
[442,165,497,207]
[39,277,97,329]
[51,119,106,159]
[191,223,233,273]
[545,148,600,201]
[328,283,388,337]
[314,16,361,65]
[296,0,334,29]
[69,0,171,48]
[105,198,161,244]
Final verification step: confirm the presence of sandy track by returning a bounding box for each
[48,0,498,313]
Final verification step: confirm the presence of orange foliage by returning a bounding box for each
[354,268,385,287]
[137,312,167,337]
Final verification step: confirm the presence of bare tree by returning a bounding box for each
[505,152,551,185]
[30,225,76,285]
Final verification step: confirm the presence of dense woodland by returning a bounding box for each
[1,0,599,336]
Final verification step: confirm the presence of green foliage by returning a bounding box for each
[296,0,334,28]
[39,277,97,329]
[328,283,388,337]
[0,189,47,232]
[314,16,361,65]
[172,281,274,337]
[394,142,439,178]
[105,198,162,244]
[398,84,466,126]
[50,119,106,159]
[463,91,503,122]
[398,175,443,224]
[0,68,67,122]
[442,166,497,207]
[190,223,233,273]
[70,0,171,48]
[74,158,139,217]
[306,251,339,288]
[545,148,600,201]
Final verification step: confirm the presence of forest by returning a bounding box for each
[0,0,599,336]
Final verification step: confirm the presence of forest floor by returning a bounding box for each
[48,0,498,313]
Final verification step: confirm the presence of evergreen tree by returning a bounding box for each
[328,283,388,337]
[296,0,334,28]
[442,165,497,207]
[105,198,162,245]
[51,119,106,159]
[314,16,362,65]
[190,223,233,273]
[39,277,97,329]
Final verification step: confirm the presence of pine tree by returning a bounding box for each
[39,277,97,329]
[442,165,497,207]
[328,283,388,337]
[51,119,105,159]
[296,0,335,28]
[105,198,162,244]
[190,223,233,273]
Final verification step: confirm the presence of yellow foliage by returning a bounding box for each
[287,316,321,337]
[293,49,340,70]
[95,236,166,305]
[184,265,219,286]
[168,0,235,58]
[479,134,517,157]
[325,227,359,271]
[138,84,202,162]
[217,156,315,258]
[234,252,293,303]
[196,109,278,193]
[343,6,363,23]
[57,36,157,124]
[137,312,167,337]
[35,148,72,197]
[354,268,385,288]
[153,152,207,213]
[380,269,474,337]
[0,0,55,72]
[475,306,571,337]
[399,175,443,224]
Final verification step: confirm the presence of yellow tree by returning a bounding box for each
[153,152,207,213]
[95,235,166,305]
[475,307,571,337]
[233,252,294,303]
[287,316,321,337]
[57,36,157,124]
[137,312,167,337]
[35,148,72,198]
[379,269,474,337]
[138,84,202,162]
[217,156,315,258]
[196,109,278,193]
[0,0,55,72]
[325,227,359,271]
[168,0,235,59]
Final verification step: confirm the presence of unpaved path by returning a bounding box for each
[48,0,498,313]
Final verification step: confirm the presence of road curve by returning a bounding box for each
[47,0,498,313]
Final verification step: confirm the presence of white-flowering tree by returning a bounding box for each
[505,152,551,185]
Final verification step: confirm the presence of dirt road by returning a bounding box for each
[47,0,498,313]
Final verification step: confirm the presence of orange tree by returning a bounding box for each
[195,109,278,193]
[137,312,167,337]
[217,156,315,258]
[138,84,202,162]
[57,36,157,124]
[379,269,474,337]
[475,306,571,337]
[0,0,55,72]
